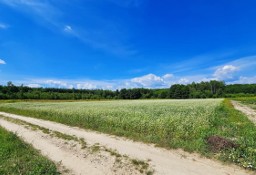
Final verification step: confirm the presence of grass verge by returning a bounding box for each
[0,126,59,175]
[206,99,256,170]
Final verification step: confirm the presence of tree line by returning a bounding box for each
[0,81,255,100]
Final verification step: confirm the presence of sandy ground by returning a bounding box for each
[231,100,256,124]
[0,111,254,175]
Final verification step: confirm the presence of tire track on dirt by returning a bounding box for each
[231,100,256,124]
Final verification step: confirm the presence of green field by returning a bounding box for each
[0,126,59,174]
[0,99,255,170]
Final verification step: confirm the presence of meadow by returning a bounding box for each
[0,99,255,170]
[0,126,59,174]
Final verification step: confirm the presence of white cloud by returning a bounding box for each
[76,82,114,90]
[77,83,93,89]
[130,73,176,88]
[213,65,239,80]
[13,73,217,90]
[0,59,6,64]
[76,82,98,89]
[162,73,173,80]
[26,83,41,88]
[64,25,72,33]
[22,74,211,90]
[6,70,255,90]
[131,74,164,88]
[178,78,190,84]
[25,78,114,89]
[227,76,256,84]
[43,80,74,89]
[19,73,175,90]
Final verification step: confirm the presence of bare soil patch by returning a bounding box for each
[207,135,238,152]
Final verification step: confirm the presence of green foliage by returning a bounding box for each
[169,84,189,99]
[188,80,226,98]
[226,84,256,94]
[0,81,255,100]
[0,126,59,174]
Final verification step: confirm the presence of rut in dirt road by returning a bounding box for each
[0,118,151,175]
[231,100,256,124]
[0,111,254,175]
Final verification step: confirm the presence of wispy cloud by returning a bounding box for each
[227,55,256,70]
[66,23,137,56]
[64,25,73,33]
[227,76,256,84]
[0,23,8,29]
[0,0,136,56]
[0,0,61,25]
[106,0,144,8]
[161,51,236,74]
[0,59,6,64]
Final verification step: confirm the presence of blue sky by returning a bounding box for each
[0,0,256,89]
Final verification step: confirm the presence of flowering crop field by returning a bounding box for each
[1,99,222,145]
[0,99,222,148]
[0,99,256,170]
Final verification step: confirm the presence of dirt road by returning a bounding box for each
[0,111,253,175]
[231,100,256,124]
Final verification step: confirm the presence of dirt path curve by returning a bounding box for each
[231,100,256,124]
[0,112,253,175]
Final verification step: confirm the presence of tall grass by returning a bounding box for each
[0,126,59,174]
